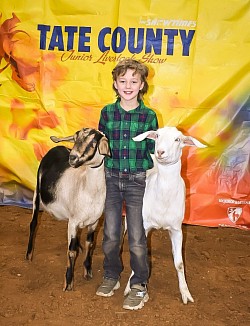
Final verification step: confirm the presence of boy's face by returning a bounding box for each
[114,69,144,102]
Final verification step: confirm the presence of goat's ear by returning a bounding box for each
[98,136,111,157]
[50,135,74,143]
[183,136,207,148]
[133,130,157,142]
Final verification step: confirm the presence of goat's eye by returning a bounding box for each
[175,138,181,142]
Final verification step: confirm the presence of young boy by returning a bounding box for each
[96,59,158,310]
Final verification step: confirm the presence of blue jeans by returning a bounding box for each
[102,169,149,286]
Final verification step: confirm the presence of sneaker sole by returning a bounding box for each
[96,281,120,297]
[123,293,149,310]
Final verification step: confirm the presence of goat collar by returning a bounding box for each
[91,158,104,169]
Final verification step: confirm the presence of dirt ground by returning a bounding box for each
[0,205,249,326]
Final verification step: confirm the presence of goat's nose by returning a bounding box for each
[157,150,165,157]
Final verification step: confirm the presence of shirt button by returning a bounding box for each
[124,169,127,172]
[124,157,126,159]
[124,134,127,137]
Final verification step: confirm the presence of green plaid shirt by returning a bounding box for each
[98,100,158,173]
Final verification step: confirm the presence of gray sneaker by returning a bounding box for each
[96,278,120,297]
[123,284,149,310]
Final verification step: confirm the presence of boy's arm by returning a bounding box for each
[98,110,107,135]
[152,113,159,130]
[147,113,159,153]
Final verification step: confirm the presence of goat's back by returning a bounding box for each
[38,146,70,204]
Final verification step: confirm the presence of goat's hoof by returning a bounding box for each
[124,288,131,296]
[181,293,194,304]
[84,270,93,280]
[63,282,73,291]
[25,252,33,261]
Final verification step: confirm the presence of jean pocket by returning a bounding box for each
[133,173,146,187]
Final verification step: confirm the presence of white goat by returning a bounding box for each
[124,126,207,304]
[26,128,111,291]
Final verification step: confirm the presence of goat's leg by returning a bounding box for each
[168,228,194,304]
[83,227,95,280]
[64,236,78,291]
[124,270,134,296]
[64,223,80,291]
[26,188,40,261]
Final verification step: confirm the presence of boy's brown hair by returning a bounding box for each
[112,59,149,100]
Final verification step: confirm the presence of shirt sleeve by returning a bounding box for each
[98,108,107,136]
[147,112,159,154]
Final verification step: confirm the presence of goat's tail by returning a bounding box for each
[25,170,41,260]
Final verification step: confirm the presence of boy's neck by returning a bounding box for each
[120,98,140,111]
